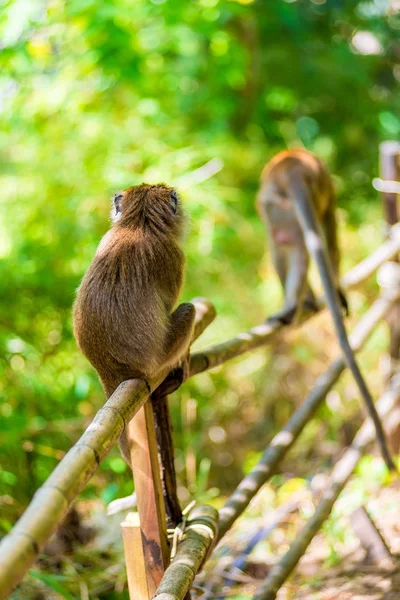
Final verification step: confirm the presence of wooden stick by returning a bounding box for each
[121,513,150,600]
[253,380,400,600]
[126,402,170,596]
[379,143,400,426]
[217,288,399,541]
[153,505,219,600]
[190,226,400,377]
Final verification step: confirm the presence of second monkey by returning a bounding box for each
[257,148,394,470]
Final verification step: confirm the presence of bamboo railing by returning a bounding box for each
[0,223,400,599]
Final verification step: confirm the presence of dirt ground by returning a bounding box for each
[199,483,400,599]
[258,485,400,600]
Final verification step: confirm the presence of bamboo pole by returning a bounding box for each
[217,286,400,541]
[0,298,216,600]
[253,378,400,600]
[153,505,219,600]
[341,223,400,289]
[189,225,400,377]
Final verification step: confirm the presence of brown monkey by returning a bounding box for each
[73,184,195,461]
[257,148,394,470]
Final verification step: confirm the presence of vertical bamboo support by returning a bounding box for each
[380,141,400,451]
[380,141,400,229]
[380,141,400,372]
[121,513,150,600]
[126,401,170,597]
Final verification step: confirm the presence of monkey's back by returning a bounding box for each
[260,148,335,219]
[73,226,184,394]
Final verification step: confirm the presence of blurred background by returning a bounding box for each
[1,0,400,598]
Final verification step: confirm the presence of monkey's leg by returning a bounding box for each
[266,243,291,324]
[149,303,197,418]
[268,244,312,325]
[162,302,196,370]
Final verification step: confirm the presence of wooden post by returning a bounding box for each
[126,402,170,597]
[121,513,150,600]
[379,141,400,452]
[380,141,400,230]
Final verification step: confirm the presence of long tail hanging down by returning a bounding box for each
[290,173,395,471]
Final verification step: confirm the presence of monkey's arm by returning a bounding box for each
[267,236,317,325]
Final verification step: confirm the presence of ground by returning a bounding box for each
[9,477,400,599]
[197,481,400,599]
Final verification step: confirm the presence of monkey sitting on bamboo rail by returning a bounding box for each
[73,184,195,463]
[256,148,395,471]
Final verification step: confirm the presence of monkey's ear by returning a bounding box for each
[113,193,123,219]
[170,190,178,213]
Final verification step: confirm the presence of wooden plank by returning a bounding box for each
[121,512,150,600]
[127,401,170,596]
[379,141,400,451]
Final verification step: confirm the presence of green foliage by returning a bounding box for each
[0,2,398,589]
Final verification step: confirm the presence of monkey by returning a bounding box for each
[73,183,196,463]
[256,148,395,471]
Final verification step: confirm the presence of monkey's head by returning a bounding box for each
[112,184,185,238]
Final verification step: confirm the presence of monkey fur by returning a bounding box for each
[257,149,394,470]
[73,184,195,462]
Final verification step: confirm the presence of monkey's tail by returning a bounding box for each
[289,173,396,472]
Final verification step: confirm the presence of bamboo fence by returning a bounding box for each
[0,224,399,599]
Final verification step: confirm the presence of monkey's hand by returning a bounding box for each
[267,299,319,327]
[153,352,190,399]
[266,306,297,326]
[266,306,298,325]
